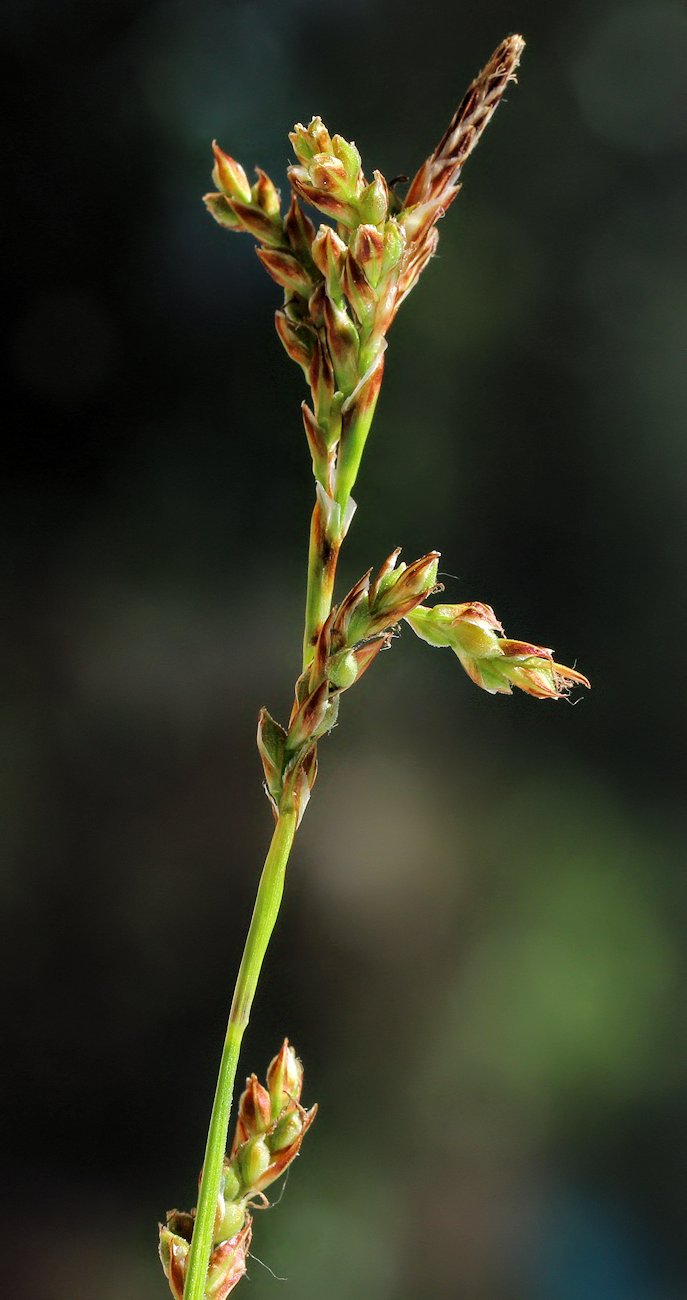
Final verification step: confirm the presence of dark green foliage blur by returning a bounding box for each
[4,1,686,1297]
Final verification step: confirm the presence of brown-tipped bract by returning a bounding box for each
[266,1039,304,1113]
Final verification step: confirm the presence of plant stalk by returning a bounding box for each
[182,808,298,1300]
[184,402,350,1295]
[302,368,383,670]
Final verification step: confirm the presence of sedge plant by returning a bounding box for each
[158,34,590,1300]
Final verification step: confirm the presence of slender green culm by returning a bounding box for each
[158,34,590,1300]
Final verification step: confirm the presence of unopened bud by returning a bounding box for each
[252,167,281,217]
[328,635,390,691]
[238,1135,271,1190]
[309,338,336,422]
[301,402,329,480]
[342,253,377,326]
[369,547,402,603]
[452,616,501,661]
[332,569,371,642]
[366,552,440,631]
[281,743,318,827]
[381,219,406,276]
[358,170,388,225]
[307,281,326,328]
[238,1074,273,1137]
[220,1163,242,1204]
[284,195,317,263]
[253,1103,318,1193]
[331,134,363,187]
[214,1199,246,1246]
[289,117,332,165]
[256,247,312,296]
[286,679,331,752]
[311,225,347,302]
[350,224,385,289]
[369,273,402,346]
[274,310,315,374]
[229,198,283,247]
[266,1039,304,1115]
[327,649,359,691]
[323,294,360,393]
[288,165,360,228]
[268,1108,303,1153]
[310,153,348,194]
[211,142,252,204]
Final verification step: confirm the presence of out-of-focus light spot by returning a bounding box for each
[131,0,288,147]
[428,773,680,1102]
[533,1190,656,1300]
[570,3,687,154]
[302,748,459,954]
[11,289,115,404]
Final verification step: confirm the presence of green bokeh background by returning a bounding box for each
[4,1,686,1297]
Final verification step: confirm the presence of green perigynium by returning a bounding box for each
[160,33,590,1300]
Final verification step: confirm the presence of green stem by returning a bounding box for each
[182,809,298,1300]
[183,348,382,1300]
[333,356,384,511]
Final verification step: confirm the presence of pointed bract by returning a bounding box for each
[257,707,286,792]
[311,225,347,302]
[203,192,242,230]
[256,246,312,296]
[252,167,281,217]
[284,194,317,263]
[358,170,388,225]
[228,199,283,246]
[237,1073,273,1139]
[266,1039,304,1113]
[274,310,315,373]
[212,142,252,204]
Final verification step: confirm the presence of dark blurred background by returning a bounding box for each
[4,0,686,1296]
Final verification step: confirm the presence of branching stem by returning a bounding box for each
[178,39,529,1297]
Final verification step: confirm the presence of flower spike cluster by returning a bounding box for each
[202,30,585,835]
[204,36,526,672]
[160,1043,315,1300]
